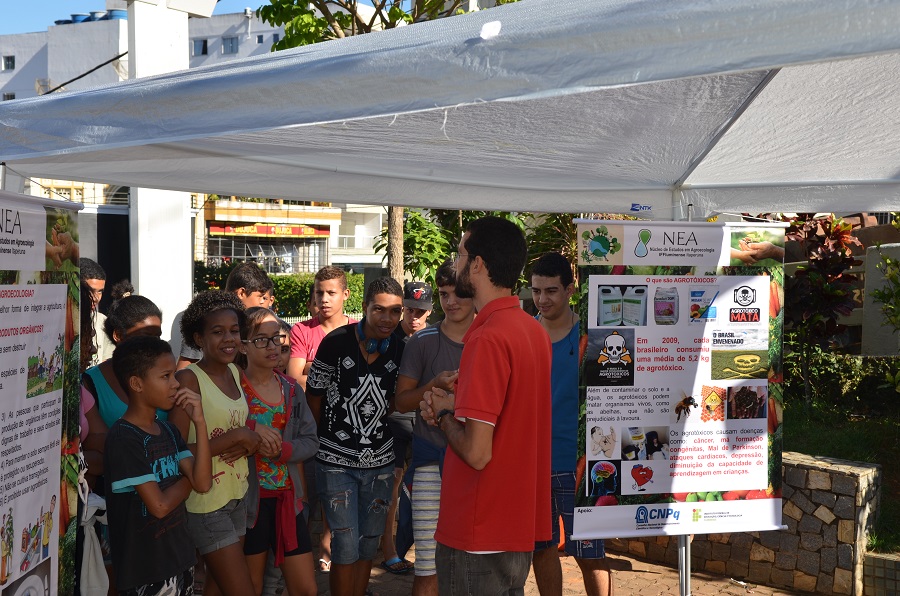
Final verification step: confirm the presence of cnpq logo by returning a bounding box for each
[635,506,680,526]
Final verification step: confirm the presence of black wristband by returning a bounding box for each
[436,408,454,425]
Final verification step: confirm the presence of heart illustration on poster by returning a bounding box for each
[631,464,653,491]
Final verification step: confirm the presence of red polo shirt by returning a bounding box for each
[435,295,552,552]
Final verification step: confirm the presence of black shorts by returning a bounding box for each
[244,497,313,557]
[387,416,414,469]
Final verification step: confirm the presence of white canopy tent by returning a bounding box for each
[2,0,900,219]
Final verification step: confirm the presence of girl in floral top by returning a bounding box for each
[240,307,319,596]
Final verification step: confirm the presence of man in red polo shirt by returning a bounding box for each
[421,216,552,595]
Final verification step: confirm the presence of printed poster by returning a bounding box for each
[0,197,80,595]
[573,221,785,539]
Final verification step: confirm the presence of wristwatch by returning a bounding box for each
[436,409,454,425]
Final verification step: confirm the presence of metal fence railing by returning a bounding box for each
[280,313,363,326]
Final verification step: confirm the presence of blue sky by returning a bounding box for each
[0,1,263,36]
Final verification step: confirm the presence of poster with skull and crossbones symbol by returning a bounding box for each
[584,328,635,386]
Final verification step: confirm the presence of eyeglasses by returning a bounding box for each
[451,252,475,263]
[242,334,288,349]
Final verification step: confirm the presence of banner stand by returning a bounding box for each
[572,219,787,596]
[681,205,692,596]
[0,192,80,595]
[678,534,691,595]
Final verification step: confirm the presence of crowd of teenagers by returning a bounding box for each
[75,215,614,596]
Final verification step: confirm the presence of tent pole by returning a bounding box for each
[678,534,691,596]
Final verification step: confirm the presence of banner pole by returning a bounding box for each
[679,534,691,596]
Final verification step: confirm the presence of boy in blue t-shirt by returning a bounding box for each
[104,336,212,596]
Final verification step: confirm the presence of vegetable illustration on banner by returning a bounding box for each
[572,220,785,539]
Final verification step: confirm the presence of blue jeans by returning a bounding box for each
[533,471,605,559]
[435,543,531,596]
[315,462,394,565]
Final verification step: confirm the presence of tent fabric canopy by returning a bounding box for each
[2,0,900,218]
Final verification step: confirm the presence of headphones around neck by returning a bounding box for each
[356,318,392,354]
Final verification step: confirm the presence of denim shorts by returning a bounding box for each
[186,497,247,555]
[315,462,394,565]
[533,471,605,559]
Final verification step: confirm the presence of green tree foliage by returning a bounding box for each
[870,213,900,334]
[374,210,450,287]
[869,213,900,393]
[776,213,862,412]
[257,0,473,283]
[375,209,526,288]
[258,0,465,51]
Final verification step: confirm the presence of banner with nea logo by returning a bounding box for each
[572,220,786,539]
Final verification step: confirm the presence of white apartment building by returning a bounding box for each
[0,1,386,283]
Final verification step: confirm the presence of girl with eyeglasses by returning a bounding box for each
[170,291,280,596]
[238,307,319,596]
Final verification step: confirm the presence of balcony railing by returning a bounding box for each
[335,234,379,251]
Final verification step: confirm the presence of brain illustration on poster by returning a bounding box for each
[0,197,80,595]
[572,221,785,540]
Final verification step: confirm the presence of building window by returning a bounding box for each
[2,56,14,70]
[193,39,208,56]
[273,33,280,43]
[2,93,14,101]
[257,34,264,44]
[222,37,239,54]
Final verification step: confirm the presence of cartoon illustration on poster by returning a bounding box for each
[573,221,785,539]
[0,197,80,596]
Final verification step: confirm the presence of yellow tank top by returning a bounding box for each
[185,363,250,514]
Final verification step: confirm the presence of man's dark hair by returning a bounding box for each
[79,258,106,282]
[364,277,403,305]
[225,262,272,295]
[105,295,163,343]
[112,335,173,394]
[314,266,348,291]
[181,290,247,349]
[435,260,456,288]
[531,252,574,288]
[463,216,526,290]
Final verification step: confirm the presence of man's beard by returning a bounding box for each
[455,261,475,299]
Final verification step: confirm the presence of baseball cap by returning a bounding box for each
[403,281,433,310]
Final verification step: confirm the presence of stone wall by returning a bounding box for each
[607,452,882,594]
